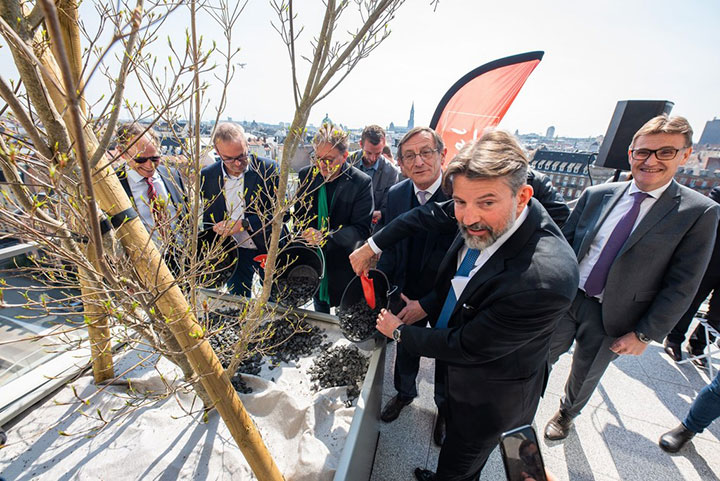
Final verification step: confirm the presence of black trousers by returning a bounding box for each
[394,316,446,413]
[666,271,720,352]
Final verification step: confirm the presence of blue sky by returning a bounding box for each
[3,0,719,139]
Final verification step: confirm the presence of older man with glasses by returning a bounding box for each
[200,122,279,297]
[295,123,373,313]
[115,122,185,247]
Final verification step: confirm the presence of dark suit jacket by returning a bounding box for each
[117,164,186,220]
[200,155,278,254]
[296,163,373,306]
[348,150,399,217]
[395,199,579,442]
[376,179,455,313]
[564,180,720,340]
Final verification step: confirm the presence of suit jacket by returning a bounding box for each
[200,155,278,254]
[348,150,399,217]
[398,199,579,442]
[376,178,455,313]
[564,180,720,340]
[117,164,186,221]
[296,163,374,306]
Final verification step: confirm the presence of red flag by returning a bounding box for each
[430,51,544,164]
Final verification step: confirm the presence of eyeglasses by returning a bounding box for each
[401,148,438,163]
[133,155,161,164]
[630,147,686,161]
[218,153,249,164]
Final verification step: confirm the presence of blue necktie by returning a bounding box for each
[435,248,481,329]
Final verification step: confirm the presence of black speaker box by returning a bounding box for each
[596,100,674,171]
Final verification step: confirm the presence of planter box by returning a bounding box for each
[200,290,386,481]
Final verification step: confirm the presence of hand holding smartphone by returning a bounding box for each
[499,424,548,481]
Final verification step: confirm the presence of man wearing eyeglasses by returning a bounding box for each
[543,115,720,442]
[295,123,373,313]
[200,122,279,297]
[348,125,400,227]
[372,127,455,439]
[115,122,185,246]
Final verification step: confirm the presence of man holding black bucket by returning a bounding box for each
[295,123,374,313]
[351,130,578,481]
[373,127,455,445]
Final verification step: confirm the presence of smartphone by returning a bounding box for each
[499,424,547,481]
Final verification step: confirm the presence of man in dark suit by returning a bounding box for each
[664,185,720,366]
[354,130,579,480]
[373,127,455,442]
[544,115,720,441]
[115,122,185,248]
[296,123,373,313]
[347,124,399,227]
[200,122,279,297]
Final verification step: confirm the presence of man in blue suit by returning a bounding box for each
[200,123,279,297]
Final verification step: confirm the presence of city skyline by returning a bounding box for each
[1,1,718,141]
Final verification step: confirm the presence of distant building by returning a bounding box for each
[407,102,415,130]
[699,117,720,146]
[530,150,599,201]
[545,126,555,139]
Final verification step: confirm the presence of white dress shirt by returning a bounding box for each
[221,162,256,250]
[127,168,178,244]
[578,180,672,300]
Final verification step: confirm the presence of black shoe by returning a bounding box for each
[433,414,446,446]
[685,344,708,368]
[663,340,683,362]
[544,410,574,440]
[414,468,436,481]
[659,424,696,453]
[380,395,412,423]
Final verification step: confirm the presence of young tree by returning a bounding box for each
[0,0,432,478]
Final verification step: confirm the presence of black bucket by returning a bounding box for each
[196,228,238,288]
[337,269,396,342]
[272,245,325,307]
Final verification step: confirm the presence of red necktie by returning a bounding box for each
[145,177,167,237]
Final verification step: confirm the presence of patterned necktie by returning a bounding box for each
[584,191,650,297]
[145,177,167,237]
[435,247,481,329]
[417,190,429,205]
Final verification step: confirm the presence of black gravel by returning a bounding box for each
[272,276,318,307]
[262,317,330,365]
[337,301,380,342]
[308,345,369,406]
[205,307,334,394]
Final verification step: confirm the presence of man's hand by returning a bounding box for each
[213,219,244,237]
[610,332,649,356]
[372,210,382,223]
[349,242,376,276]
[397,293,427,325]
[302,227,325,246]
[376,308,403,338]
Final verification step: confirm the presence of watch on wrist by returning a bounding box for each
[392,325,404,343]
[241,218,251,231]
[635,331,652,344]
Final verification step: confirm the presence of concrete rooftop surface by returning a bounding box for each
[370,318,720,481]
